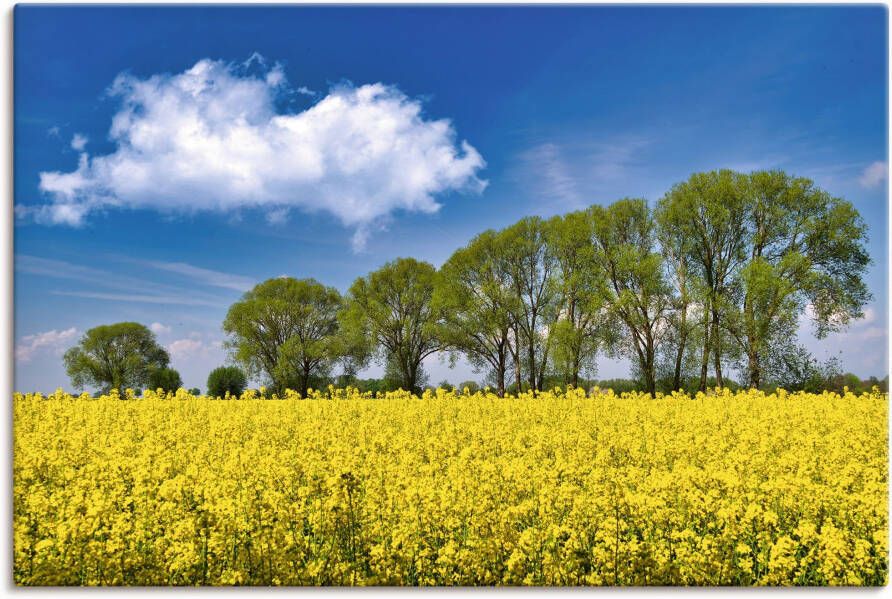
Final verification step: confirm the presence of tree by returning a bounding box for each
[656,205,705,391]
[546,211,610,389]
[207,366,247,398]
[589,199,672,395]
[500,217,560,392]
[435,230,518,396]
[728,171,870,388]
[658,169,871,389]
[762,342,841,393]
[188,388,201,395]
[63,322,170,394]
[147,367,182,393]
[657,170,749,389]
[223,277,345,395]
[341,258,444,394]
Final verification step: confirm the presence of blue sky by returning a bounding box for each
[14,5,888,392]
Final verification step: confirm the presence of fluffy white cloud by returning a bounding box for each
[167,338,204,360]
[70,133,88,151]
[859,161,887,188]
[16,327,79,363]
[149,322,172,335]
[167,335,223,361]
[33,57,487,249]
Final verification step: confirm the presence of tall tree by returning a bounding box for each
[589,199,671,395]
[500,217,560,392]
[435,230,517,396]
[728,170,871,388]
[656,170,749,389]
[546,211,609,389]
[657,207,705,391]
[63,322,170,394]
[341,258,444,394]
[223,277,344,395]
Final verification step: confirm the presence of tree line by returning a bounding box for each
[63,169,873,397]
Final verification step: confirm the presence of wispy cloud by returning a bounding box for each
[15,254,185,296]
[16,327,79,363]
[587,138,651,181]
[17,254,232,304]
[51,290,224,307]
[517,143,580,207]
[514,136,652,212]
[859,161,888,189]
[138,260,255,292]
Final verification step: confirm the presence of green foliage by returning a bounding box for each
[224,277,347,395]
[763,345,841,393]
[658,170,871,390]
[546,211,610,388]
[147,367,182,393]
[188,388,201,396]
[499,217,561,392]
[206,366,248,398]
[63,322,169,394]
[434,229,518,396]
[191,168,870,398]
[342,258,442,394]
[590,199,672,395]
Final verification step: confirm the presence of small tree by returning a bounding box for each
[207,366,247,398]
[147,367,182,393]
[188,388,201,396]
[64,322,169,394]
[341,258,444,394]
[224,277,346,395]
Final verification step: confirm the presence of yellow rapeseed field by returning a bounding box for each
[13,386,888,586]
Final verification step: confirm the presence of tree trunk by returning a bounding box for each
[748,347,761,389]
[527,338,537,393]
[698,302,711,391]
[673,310,688,391]
[644,347,656,396]
[497,350,506,397]
[711,308,723,388]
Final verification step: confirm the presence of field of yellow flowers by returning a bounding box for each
[13,386,888,586]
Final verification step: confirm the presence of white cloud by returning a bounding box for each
[16,327,79,363]
[33,56,487,250]
[70,133,88,151]
[47,126,60,138]
[859,161,887,188]
[167,336,222,361]
[149,322,172,335]
[167,338,204,360]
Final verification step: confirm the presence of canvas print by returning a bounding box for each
[12,4,889,587]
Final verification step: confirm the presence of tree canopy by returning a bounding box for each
[64,322,170,394]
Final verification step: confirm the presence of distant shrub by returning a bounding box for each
[147,368,183,393]
[207,366,247,398]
